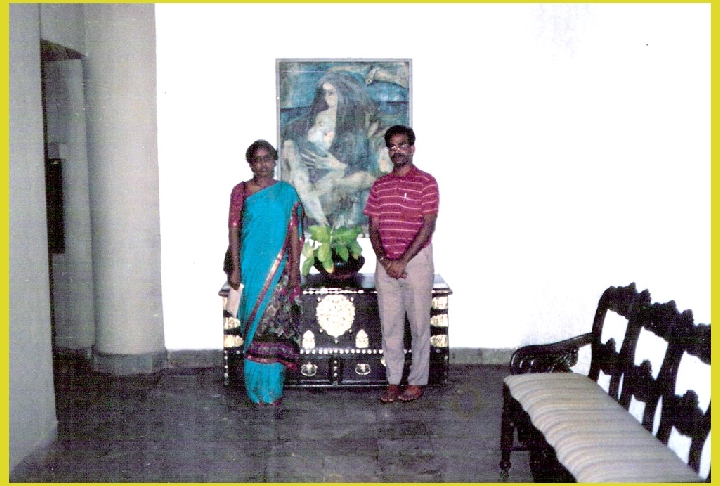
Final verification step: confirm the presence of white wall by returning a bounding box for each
[10,3,58,469]
[155,3,710,351]
[39,3,85,54]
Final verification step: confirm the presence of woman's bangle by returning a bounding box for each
[379,255,387,263]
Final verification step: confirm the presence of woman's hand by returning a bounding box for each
[289,271,301,290]
[229,267,241,290]
[290,282,302,301]
[289,222,302,293]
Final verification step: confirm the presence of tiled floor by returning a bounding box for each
[10,361,533,482]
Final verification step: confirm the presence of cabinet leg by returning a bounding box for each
[223,349,229,386]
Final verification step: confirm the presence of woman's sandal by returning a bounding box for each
[257,398,282,407]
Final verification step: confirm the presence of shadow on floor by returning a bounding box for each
[11,362,533,482]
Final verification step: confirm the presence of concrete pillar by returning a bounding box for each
[9,3,58,470]
[43,60,96,354]
[83,4,166,373]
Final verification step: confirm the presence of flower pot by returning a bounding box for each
[314,253,365,281]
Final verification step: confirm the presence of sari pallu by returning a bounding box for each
[237,181,303,405]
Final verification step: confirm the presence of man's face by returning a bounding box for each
[386,133,414,169]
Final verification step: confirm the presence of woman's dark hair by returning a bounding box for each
[384,125,415,146]
[282,71,381,176]
[245,139,278,163]
[309,71,378,136]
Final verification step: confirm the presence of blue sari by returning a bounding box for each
[238,181,303,405]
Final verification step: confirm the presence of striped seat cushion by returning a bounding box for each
[505,373,702,482]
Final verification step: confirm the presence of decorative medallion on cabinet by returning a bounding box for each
[218,274,451,388]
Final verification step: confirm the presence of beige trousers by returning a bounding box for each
[375,244,434,386]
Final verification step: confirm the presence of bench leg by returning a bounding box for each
[499,383,515,479]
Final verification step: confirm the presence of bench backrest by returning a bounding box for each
[588,282,711,478]
[653,302,710,476]
[587,282,650,397]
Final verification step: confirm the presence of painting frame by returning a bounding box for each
[276,58,412,232]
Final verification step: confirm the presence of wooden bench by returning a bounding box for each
[499,283,710,482]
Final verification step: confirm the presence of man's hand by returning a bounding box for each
[383,258,408,279]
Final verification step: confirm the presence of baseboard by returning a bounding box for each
[53,346,93,360]
[9,422,57,479]
[167,349,224,368]
[166,348,513,368]
[93,351,167,375]
[450,347,513,365]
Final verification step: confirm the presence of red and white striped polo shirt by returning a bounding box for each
[363,166,439,259]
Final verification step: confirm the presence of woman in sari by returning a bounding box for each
[228,140,304,406]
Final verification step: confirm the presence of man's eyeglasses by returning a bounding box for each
[386,142,410,152]
[251,154,275,163]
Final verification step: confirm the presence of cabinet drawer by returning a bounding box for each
[286,354,334,387]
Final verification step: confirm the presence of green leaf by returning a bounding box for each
[308,225,330,243]
[336,245,349,262]
[333,227,354,244]
[349,240,363,259]
[319,253,334,273]
[301,241,315,258]
[301,256,314,276]
[317,242,331,263]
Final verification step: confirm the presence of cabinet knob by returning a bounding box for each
[355,363,371,376]
[300,363,318,377]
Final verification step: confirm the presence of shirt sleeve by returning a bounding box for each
[228,182,244,228]
[422,175,439,215]
[363,181,380,218]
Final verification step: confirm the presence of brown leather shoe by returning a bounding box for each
[380,385,401,403]
[398,385,424,402]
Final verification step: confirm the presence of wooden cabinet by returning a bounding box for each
[219,274,451,388]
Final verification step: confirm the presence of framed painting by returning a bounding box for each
[276,59,412,231]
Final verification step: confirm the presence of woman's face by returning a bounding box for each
[322,82,338,109]
[249,147,276,178]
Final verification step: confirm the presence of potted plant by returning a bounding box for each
[301,224,365,279]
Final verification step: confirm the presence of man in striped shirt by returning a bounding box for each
[363,125,439,404]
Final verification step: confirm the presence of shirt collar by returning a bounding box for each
[390,165,418,178]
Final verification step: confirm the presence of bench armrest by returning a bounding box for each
[510,332,593,375]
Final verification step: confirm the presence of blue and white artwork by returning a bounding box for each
[277,59,411,230]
